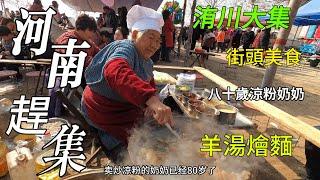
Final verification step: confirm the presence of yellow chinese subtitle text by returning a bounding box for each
[200,134,293,157]
[227,48,301,67]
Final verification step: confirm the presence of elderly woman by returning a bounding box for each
[81,5,174,162]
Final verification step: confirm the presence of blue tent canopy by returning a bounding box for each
[295,0,320,26]
[259,0,320,26]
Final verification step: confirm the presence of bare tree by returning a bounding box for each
[4,0,29,10]
[261,0,301,87]
[204,0,216,6]
[203,0,226,7]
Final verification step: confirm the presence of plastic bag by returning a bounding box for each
[176,73,196,91]
[159,84,170,102]
[153,71,176,84]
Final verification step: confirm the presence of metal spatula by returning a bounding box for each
[165,123,181,139]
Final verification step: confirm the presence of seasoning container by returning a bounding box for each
[0,137,8,177]
[35,149,59,180]
[6,146,37,180]
[216,104,238,125]
[196,106,219,120]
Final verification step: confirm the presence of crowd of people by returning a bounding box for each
[0,1,174,163]
[0,8,22,22]
[0,9,21,79]
[180,25,275,67]
[0,0,273,122]
[0,0,177,79]
[188,26,274,54]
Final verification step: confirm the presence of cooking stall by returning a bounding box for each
[2,65,318,180]
[58,65,257,180]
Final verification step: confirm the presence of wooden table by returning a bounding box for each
[154,65,320,147]
[154,65,194,71]
[189,50,219,68]
[36,59,52,64]
[0,59,51,65]
[193,66,320,148]
[0,70,17,80]
[0,59,51,95]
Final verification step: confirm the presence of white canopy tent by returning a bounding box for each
[62,0,163,12]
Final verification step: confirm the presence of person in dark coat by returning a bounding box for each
[103,6,117,34]
[305,126,320,180]
[191,25,204,51]
[241,26,255,49]
[117,7,128,35]
[231,28,242,48]
[255,28,272,67]
[241,26,255,62]
[260,28,271,50]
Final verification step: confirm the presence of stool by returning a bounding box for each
[25,71,45,94]
[0,70,17,82]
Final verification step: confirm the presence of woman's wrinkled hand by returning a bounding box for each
[146,96,174,126]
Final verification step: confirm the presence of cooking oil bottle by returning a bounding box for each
[6,146,37,180]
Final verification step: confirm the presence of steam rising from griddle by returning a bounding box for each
[123,115,262,179]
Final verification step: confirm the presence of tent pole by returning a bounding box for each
[291,25,299,46]
[177,0,187,57]
[261,0,302,87]
[185,0,197,65]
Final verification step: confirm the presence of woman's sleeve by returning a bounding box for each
[150,78,156,89]
[104,58,157,107]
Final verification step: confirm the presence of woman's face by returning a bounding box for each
[114,29,124,41]
[133,30,161,59]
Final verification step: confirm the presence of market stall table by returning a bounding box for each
[193,66,320,148]
[0,70,17,81]
[0,59,51,65]
[154,65,194,71]
[168,85,254,128]
[0,59,51,95]
[301,54,320,67]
